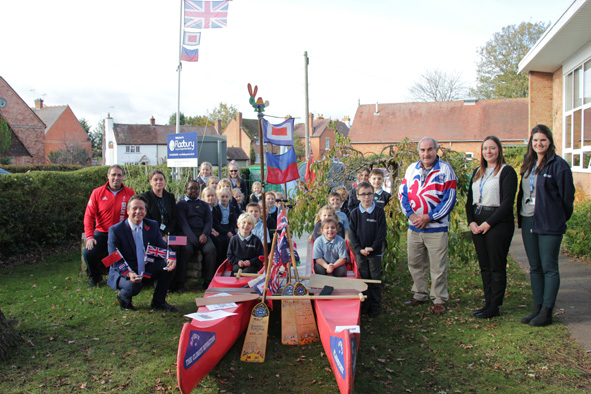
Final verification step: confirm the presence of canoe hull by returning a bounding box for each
[177,260,256,394]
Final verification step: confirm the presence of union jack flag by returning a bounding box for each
[146,245,158,257]
[184,0,229,29]
[155,247,167,259]
[276,205,288,232]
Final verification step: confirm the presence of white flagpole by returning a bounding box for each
[176,0,184,180]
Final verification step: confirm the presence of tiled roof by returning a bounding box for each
[348,99,528,143]
[227,146,249,161]
[33,106,67,131]
[294,119,350,138]
[113,124,218,145]
[241,119,259,140]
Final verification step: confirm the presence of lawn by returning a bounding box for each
[1,250,590,393]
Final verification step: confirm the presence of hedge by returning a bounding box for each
[563,198,591,262]
[0,164,85,173]
[0,167,106,259]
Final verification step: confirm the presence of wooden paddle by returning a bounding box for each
[195,293,260,307]
[285,225,319,345]
[235,272,381,284]
[281,257,298,345]
[308,274,369,292]
[240,231,277,363]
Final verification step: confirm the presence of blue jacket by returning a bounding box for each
[107,218,167,290]
[517,153,575,235]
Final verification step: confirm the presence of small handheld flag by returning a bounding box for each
[168,236,188,246]
[102,250,123,267]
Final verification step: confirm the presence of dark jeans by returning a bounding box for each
[521,216,562,308]
[117,258,173,304]
[471,209,514,307]
[177,237,217,288]
[82,231,109,280]
[356,253,383,313]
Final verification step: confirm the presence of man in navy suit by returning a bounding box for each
[107,195,178,312]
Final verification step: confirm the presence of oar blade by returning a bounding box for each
[240,302,270,363]
[308,274,368,292]
[281,283,298,345]
[293,282,319,345]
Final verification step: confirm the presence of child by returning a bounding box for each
[328,191,351,243]
[308,205,345,242]
[246,202,270,246]
[227,162,249,203]
[206,175,219,190]
[274,191,285,211]
[349,181,387,318]
[369,168,391,209]
[313,218,348,277]
[197,161,213,188]
[218,178,241,212]
[227,213,264,274]
[260,200,277,239]
[334,186,350,217]
[201,186,221,258]
[212,188,239,266]
[348,167,370,213]
[250,181,263,203]
[265,191,278,236]
[232,188,246,212]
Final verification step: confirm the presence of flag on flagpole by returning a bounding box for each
[184,0,229,29]
[183,30,201,46]
[102,250,123,267]
[168,236,187,246]
[262,118,294,146]
[266,147,299,185]
[305,150,316,183]
[181,46,199,62]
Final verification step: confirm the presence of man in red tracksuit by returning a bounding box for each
[83,165,135,287]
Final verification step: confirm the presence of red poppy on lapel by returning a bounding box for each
[145,225,150,231]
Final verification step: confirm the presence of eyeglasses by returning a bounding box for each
[229,170,238,173]
[358,193,373,197]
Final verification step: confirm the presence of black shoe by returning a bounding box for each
[529,306,553,327]
[472,303,490,316]
[87,277,102,287]
[116,292,137,311]
[151,301,178,312]
[521,304,542,324]
[475,307,500,319]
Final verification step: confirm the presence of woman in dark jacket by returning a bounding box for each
[517,125,575,327]
[141,169,178,241]
[466,136,517,319]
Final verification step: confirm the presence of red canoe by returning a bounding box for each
[177,260,258,394]
[312,242,362,394]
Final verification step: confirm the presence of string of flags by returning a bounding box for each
[182,0,231,62]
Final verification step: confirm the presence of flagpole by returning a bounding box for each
[175,0,183,180]
[257,112,269,264]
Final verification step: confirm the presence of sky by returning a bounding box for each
[0,0,572,132]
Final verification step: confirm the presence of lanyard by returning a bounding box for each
[478,167,496,204]
[529,164,537,197]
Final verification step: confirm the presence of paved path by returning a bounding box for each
[509,227,591,352]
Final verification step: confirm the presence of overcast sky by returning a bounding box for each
[1,0,571,131]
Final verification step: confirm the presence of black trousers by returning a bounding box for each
[356,253,383,313]
[471,209,514,307]
[82,231,109,280]
[177,236,217,288]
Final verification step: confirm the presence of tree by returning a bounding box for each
[293,136,306,160]
[48,143,91,165]
[79,118,91,134]
[407,69,468,102]
[89,120,104,159]
[0,117,11,155]
[472,21,550,99]
[168,112,207,127]
[168,102,238,130]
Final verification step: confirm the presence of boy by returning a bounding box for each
[349,181,387,318]
[369,168,391,209]
[212,188,239,266]
[227,213,264,274]
[246,202,270,248]
[348,167,370,213]
[265,191,278,237]
[328,191,351,243]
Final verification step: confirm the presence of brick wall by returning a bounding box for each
[528,71,554,132]
[44,106,92,160]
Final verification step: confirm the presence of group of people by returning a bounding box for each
[83,124,575,327]
[397,126,574,327]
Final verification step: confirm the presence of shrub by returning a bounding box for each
[563,198,591,261]
[0,164,85,173]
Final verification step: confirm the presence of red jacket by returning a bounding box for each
[84,182,136,239]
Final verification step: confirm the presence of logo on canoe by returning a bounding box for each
[330,336,346,379]
[184,330,216,369]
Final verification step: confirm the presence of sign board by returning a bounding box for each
[167,132,198,167]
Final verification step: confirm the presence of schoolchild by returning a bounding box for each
[206,175,219,190]
[249,181,263,204]
[369,168,391,209]
[246,202,271,247]
[265,191,278,237]
[348,167,370,213]
[328,191,351,243]
[232,188,246,212]
[313,218,348,277]
[334,186,350,217]
[308,205,345,242]
[196,162,213,188]
[212,188,239,266]
[227,213,264,274]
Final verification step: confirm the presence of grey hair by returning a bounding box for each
[417,137,439,151]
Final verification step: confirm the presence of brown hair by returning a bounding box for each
[520,124,556,177]
[473,136,505,181]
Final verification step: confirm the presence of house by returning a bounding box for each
[0,76,46,164]
[518,0,591,195]
[223,112,349,163]
[294,114,350,159]
[103,115,227,167]
[32,98,92,163]
[348,99,528,159]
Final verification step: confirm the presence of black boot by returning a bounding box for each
[521,304,541,324]
[476,305,500,319]
[529,306,553,327]
[472,302,490,316]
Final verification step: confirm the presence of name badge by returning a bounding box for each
[160,223,166,231]
[366,218,377,223]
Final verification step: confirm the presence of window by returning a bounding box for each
[125,145,141,153]
[564,57,591,172]
[325,137,330,149]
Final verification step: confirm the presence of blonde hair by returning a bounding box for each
[199,161,212,172]
[314,205,339,224]
[216,188,232,198]
[237,213,255,226]
[251,181,262,192]
[201,186,217,205]
[232,188,244,199]
[217,178,232,191]
[227,162,244,188]
[206,175,219,187]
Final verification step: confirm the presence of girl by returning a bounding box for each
[250,181,263,203]
[232,188,246,212]
[309,205,345,242]
[212,188,239,266]
[206,175,219,190]
[227,162,249,203]
[197,161,213,188]
[313,218,348,277]
[140,169,177,242]
[227,213,264,274]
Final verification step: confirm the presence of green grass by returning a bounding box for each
[1,250,591,393]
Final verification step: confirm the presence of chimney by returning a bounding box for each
[34,98,44,109]
[374,102,379,115]
[150,116,155,126]
[215,119,222,134]
[309,113,314,130]
[237,112,242,147]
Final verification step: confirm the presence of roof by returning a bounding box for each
[227,146,249,161]
[294,119,350,138]
[519,0,591,73]
[348,99,528,144]
[113,123,219,145]
[33,105,67,132]
[241,118,259,140]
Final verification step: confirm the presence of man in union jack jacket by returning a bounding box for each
[398,137,457,315]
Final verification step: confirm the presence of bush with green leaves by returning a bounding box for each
[563,198,591,261]
[288,132,476,282]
